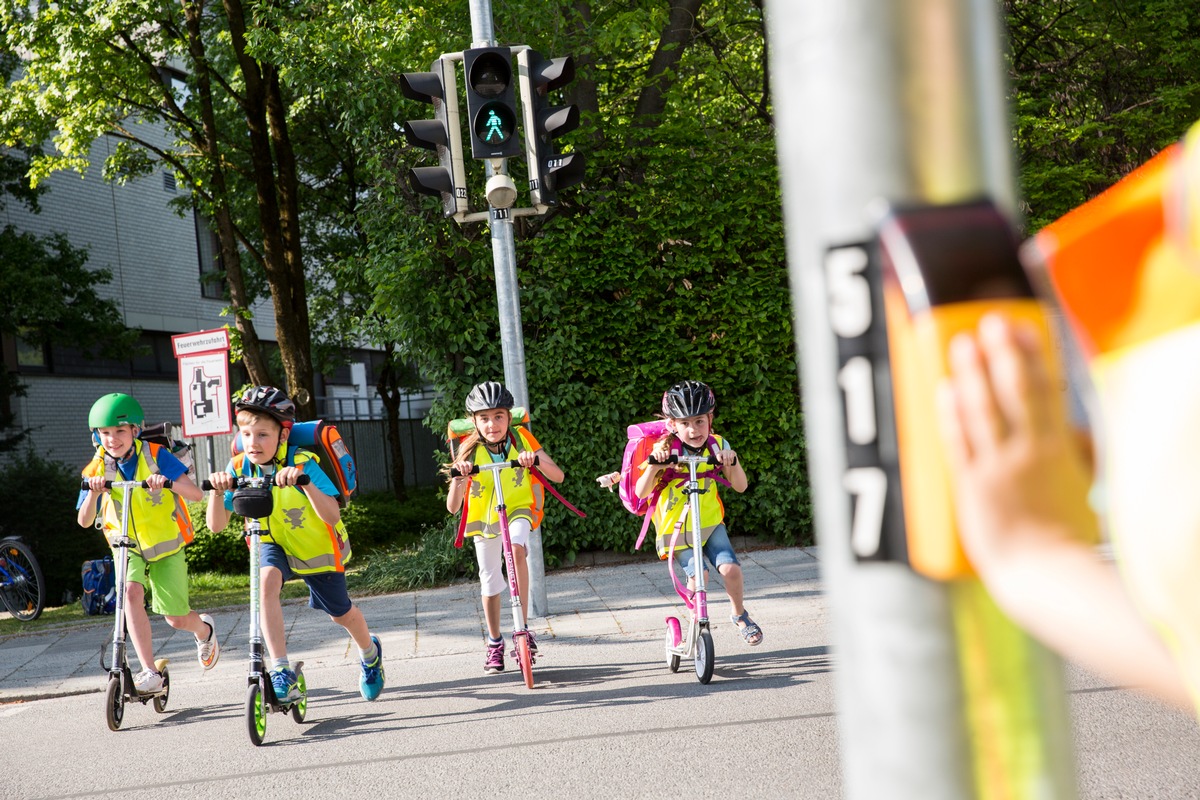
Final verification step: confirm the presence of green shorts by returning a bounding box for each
[125,549,191,617]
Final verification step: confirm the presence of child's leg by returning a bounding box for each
[509,518,532,626]
[123,580,156,670]
[474,536,506,640]
[260,565,288,663]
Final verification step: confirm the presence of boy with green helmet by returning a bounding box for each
[77,392,221,693]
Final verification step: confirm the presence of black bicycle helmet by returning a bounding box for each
[235,385,297,427]
[465,381,515,414]
[662,380,716,418]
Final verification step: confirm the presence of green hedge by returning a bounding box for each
[0,450,110,604]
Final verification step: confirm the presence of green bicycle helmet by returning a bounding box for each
[88,393,145,429]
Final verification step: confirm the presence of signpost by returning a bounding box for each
[171,329,233,475]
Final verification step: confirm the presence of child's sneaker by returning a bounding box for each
[196,613,220,670]
[270,667,300,703]
[359,635,385,701]
[133,669,164,694]
[484,641,505,674]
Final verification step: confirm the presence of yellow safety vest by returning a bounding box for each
[232,450,351,575]
[651,435,728,558]
[462,428,544,538]
[82,440,195,562]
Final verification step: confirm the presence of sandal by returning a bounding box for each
[731,611,764,646]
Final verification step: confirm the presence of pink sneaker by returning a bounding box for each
[484,641,505,674]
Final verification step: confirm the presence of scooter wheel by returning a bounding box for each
[516,634,535,689]
[290,668,308,723]
[665,618,682,673]
[105,674,124,731]
[153,666,170,713]
[695,629,715,685]
[246,681,266,746]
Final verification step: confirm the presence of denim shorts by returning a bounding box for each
[259,541,353,618]
[676,524,740,579]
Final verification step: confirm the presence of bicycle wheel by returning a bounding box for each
[291,668,308,723]
[153,665,170,713]
[695,629,715,685]
[105,674,125,731]
[246,681,266,746]
[516,634,535,689]
[0,538,45,622]
[665,618,681,673]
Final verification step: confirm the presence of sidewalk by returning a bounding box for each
[0,546,824,703]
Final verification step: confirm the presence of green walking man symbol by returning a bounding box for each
[483,109,506,143]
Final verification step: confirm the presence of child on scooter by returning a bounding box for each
[205,386,385,702]
[634,381,760,646]
[445,381,565,674]
[77,393,220,693]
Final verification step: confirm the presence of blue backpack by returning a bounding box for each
[81,557,116,615]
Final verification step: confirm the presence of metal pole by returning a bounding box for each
[764,1,1074,798]
[468,0,548,618]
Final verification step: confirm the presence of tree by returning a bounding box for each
[0,0,324,415]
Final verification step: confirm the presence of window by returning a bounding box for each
[194,211,226,300]
[163,171,177,193]
[14,336,48,371]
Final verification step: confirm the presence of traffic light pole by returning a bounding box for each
[765,1,1074,798]
[468,0,549,618]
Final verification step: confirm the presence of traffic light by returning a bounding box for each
[400,56,467,218]
[517,50,585,208]
[462,47,522,159]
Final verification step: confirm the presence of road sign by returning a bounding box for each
[171,329,232,437]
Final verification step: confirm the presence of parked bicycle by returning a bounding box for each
[0,536,46,622]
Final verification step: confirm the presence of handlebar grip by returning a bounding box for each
[202,474,311,490]
[461,456,539,476]
[80,479,174,489]
[648,455,679,465]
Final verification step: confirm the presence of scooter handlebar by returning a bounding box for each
[80,479,175,490]
[201,474,312,491]
[647,454,737,466]
[461,456,540,476]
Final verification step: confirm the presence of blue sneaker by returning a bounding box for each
[270,667,300,704]
[359,635,385,701]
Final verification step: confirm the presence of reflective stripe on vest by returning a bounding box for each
[83,440,195,563]
[233,451,351,575]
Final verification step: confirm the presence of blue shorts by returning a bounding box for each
[260,541,353,618]
[676,524,740,579]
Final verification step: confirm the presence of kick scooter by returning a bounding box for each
[203,474,308,745]
[81,479,173,731]
[649,452,733,685]
[464,458,539,689]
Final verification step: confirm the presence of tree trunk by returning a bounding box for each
[633,0,704,125]
[182,0,272,387]
[224,0,316,418]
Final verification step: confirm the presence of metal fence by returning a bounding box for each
[186,418,445,494]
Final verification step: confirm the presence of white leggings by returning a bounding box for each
[474,517,531,597]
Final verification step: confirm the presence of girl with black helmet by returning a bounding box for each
[446,381,566,674]
[635,381,763,646]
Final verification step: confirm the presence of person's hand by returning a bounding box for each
[85,475,108,493]
[144,473,168,491]
[207,472,234,492]
[275,466,304,487]
[516,450,537,469]
[450,460,473,479]
[937,313,1099,571]
[716,449,738,467]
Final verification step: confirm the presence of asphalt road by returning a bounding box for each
[1,547,1197,799]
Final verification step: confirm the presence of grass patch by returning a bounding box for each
[348,520,475,595]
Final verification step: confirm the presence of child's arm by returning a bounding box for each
[205,471,233,532]
[276,465,340,526]
[517,448,563,482]
[939,313,1191,708]
[635,439,673,499]
[716,446,748,493]
[446,459,472,513]
[77,476,106,528]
